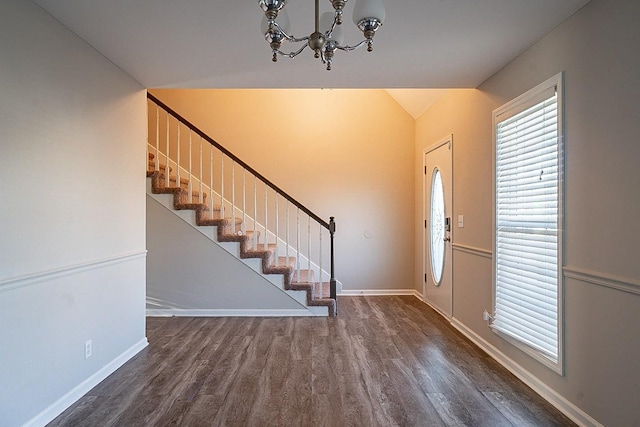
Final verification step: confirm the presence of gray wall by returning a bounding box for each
[0,1,147,425]
[414,0,640,425]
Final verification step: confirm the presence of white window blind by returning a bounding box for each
[493,75,563,369]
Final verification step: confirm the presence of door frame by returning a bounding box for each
[423,134,453,317]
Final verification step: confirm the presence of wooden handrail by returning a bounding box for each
[147,92,330,230]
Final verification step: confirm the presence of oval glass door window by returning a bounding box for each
[430,168,445,285]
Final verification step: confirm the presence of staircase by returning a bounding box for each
[146,93,337,316]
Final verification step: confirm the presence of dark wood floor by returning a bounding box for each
[48,296,575,426]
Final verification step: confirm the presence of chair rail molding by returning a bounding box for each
[563,265,640,295]
[452,243,492,259]
[0,251,148,293]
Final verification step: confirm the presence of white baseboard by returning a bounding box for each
[24,338,149,427]
[449,318,603,427]
[420,296,452,319]
[146,308,326,317]
[338,288,420,297]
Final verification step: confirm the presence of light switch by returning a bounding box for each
[458,215,464,228]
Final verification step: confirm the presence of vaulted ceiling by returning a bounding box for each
[34,0,590,90]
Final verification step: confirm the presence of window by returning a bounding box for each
[430,168,445,284]
[492,73,564,374]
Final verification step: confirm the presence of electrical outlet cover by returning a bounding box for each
[85,340,92,359]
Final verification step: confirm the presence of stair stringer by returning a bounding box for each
[146,181,330,316]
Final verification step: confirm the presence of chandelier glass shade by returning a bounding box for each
[258,0,385,70]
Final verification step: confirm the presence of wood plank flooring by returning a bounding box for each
[48,296,575,426]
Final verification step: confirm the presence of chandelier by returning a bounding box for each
[258,0,386,71]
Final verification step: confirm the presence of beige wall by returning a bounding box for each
[150,89,416,292]
[414,89,495,290]
[0,0,147,425]
[414,0,640,425]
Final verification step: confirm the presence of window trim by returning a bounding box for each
[491,72,565,375]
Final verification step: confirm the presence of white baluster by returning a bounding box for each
[220,156,224,220]
[319,226,323,292]
[275,193,279,265]
[286,202,290,269]
[307,215,311,274]
[199,137,203,204]
[253,175,258,250]
[231,161,236,235]
[296,207,300,282]
[188,131,192,200]
[165,112,170,187]
[176,124,181,191]
[264,186,268,254]
[155,105,159,171]
[242,169,246,236]
[209,146,214,220]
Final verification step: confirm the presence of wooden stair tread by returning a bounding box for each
[292,269,315,283]
[198,215,243,224]
[245,243,276,252]
[313,281,331,299]
[275,256,296,267]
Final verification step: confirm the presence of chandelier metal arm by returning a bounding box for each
[275,43,309,59]
[270,21,310,44]
[325,17,338,40]
[335,39,370,52]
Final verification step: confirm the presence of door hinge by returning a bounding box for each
[424,166,427,174]
[424,219,427,228]
[424,273,427,283]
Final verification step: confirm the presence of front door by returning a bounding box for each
[424,136,453,317]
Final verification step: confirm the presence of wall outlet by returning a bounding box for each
[84,339,92,359]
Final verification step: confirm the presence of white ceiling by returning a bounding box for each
[34,0,590,90]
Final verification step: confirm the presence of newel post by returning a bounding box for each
[329,216,337,313]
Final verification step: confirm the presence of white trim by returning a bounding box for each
[491,72,565,375]
[452,243,492,259]
[146,308,326,317]
[338,288,420,297]
[420,294,451,319]
[564,266,640,296]
[491,327,562,373]
[23,338,149,427]
[422,134,454,316]
[424,136,453,155]
[0,251,147,293]
[449,318,603,427]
